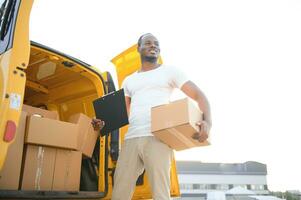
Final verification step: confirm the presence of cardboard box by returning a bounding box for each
[21,145,56,190]
[20,146,81,191]
[22,104,59,120]
[52,149,82,191]
[25,116,78,150]
[68,113,98,157]
[151,98,210,151]
[0,112,26,190]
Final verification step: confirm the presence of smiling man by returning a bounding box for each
[109,33,212,200]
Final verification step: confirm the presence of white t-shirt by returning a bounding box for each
[122,65,189,140]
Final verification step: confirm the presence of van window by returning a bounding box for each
[0,0,18,54]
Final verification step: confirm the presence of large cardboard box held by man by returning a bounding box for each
[151,98,210,151]
[0,112,26,189]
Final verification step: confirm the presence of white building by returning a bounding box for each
[176,161,269,199]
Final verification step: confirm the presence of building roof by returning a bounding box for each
[176,161,267,175]
[249,195,286,200]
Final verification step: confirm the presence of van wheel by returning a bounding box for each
[80,158,98,191]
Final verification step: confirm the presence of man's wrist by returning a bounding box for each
[204,119,212,129]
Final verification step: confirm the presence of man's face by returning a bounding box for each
[138,35,160,62]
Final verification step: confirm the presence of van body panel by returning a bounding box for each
[0,0,33,170]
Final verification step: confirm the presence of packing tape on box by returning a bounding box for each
[166,128,196,147]
[64,151,72,189]
[35,146,44,190]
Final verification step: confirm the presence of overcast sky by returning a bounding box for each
[30,0,301,191]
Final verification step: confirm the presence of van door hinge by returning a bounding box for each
[16,66,25,77]
[16,66,25,71]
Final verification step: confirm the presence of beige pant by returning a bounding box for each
[111,136,173,200]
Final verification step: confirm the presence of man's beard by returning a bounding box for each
[142,55,158,63]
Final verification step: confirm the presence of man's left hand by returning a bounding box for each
[91,118,105,131]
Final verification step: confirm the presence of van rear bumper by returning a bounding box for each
[0,190,106,199]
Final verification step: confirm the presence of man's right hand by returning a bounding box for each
[192,121,209,142]
[91,118,105,131]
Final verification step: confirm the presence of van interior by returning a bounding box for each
[23,42,110,191]
[24,42,106,121]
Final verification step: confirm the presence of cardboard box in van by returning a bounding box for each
[21,145,56,190]
[68,113,99,157]
[151,98,210,151]
[25,116,78,150]
[22,104,59,120]
[52,149,82,191]
[0,112,26,190]
[21,145,82,191]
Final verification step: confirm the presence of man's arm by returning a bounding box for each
[125,96,131,117]
[181,81,211,125]
[181,81,211,141]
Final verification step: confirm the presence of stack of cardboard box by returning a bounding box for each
[0,105,98,191]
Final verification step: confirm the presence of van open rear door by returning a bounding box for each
[0,0,33,170]
[111,45,180,199]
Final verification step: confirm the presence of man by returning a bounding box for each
[93,33,211,200]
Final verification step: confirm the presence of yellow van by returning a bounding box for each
[0,0,180,199]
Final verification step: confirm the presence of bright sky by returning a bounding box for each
[30,0,301,192]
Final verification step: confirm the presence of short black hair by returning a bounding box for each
[137,33,153,47]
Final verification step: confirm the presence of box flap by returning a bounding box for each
[22,104,59,120]
[68,113,98,157]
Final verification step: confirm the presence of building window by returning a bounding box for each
[216,184,230,190]
[193,184,200,190]
[209,184,217,190]
[250,184,265,190]
[199,184,206,189]
[233,184,247,189]
[180,183,230,191]
[186,184,193,190]
[180,183,193,190]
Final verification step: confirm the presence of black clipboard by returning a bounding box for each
[93,89,129,136]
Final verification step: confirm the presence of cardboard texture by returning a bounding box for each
[25,116,78,150]
[22,104,59,120]
[20,146,81,191]
[52,149,82,191]
[21,145,56,190]
[151,98,210,151]
[0,112,26,190]
[68,113,98,157]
